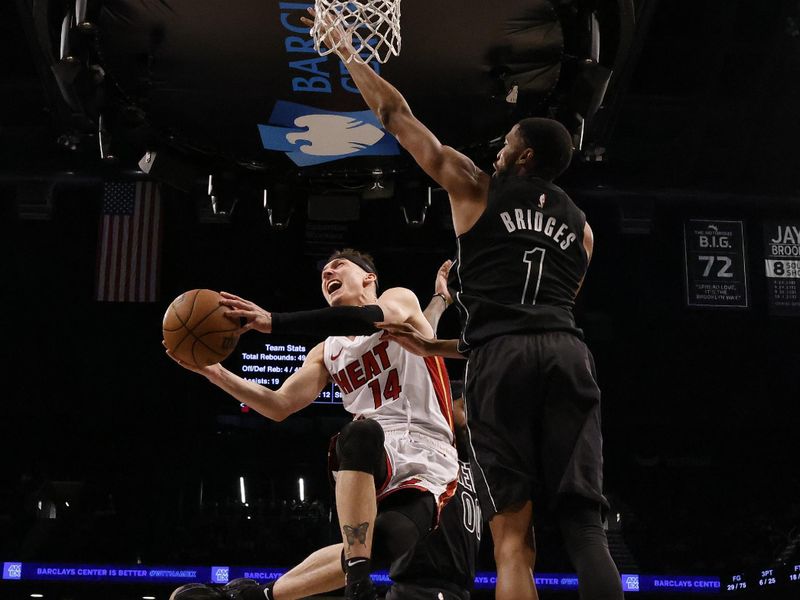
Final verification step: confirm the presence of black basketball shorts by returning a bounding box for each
[463,331,608,518]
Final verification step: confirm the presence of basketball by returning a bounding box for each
[162,289,240,367]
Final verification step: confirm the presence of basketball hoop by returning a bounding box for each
[312,0,401,64]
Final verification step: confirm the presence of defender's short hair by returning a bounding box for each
[517,118,575,181]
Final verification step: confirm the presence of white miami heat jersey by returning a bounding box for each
[323,332,455,444]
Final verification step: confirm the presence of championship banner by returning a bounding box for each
[683,220,749,308]
[763,221,800,316]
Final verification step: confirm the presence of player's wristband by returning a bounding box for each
[433,293,450,306]
[271,305,384,336]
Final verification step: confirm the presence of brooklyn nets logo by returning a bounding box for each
[258,100,400,166]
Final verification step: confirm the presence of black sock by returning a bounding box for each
[344,557,372,585]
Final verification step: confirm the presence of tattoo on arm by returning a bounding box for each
[342,522,370,548]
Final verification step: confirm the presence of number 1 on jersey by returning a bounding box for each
[521,247,546,304]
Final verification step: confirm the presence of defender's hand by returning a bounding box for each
[434,260,453,304]
[377,321,437,357]
[301,7,355,60]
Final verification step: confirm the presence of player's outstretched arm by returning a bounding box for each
[164,342,329,421]
[301,9,489,235]
[377,321,463,360]
[224,286,431,339]
[221,291,381,337]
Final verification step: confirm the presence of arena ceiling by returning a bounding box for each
[2,0,799,197]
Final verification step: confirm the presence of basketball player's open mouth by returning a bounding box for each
[327,280,342,294]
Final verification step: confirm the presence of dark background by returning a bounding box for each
[2,0,800,598]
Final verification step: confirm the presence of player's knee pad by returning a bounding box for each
[336,419,385,475]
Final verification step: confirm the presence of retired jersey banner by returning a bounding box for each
[683,220,749,308]
[763,221,800,316]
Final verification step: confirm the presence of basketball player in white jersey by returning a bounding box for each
[165,249,458,600]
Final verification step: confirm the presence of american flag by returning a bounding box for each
[95,181,162,302]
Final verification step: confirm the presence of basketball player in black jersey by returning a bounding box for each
[305,8,624,600]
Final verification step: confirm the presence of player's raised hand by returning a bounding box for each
[435,260,453,303]
[301,7,355,59]
[377,321,437,357]
[219,291,273,335]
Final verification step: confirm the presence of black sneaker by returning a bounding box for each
[169,583,225,600]
[221,578,262,599]
[344,577,377,600]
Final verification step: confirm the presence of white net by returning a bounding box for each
[312,0,402,64]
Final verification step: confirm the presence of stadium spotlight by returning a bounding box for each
[75,0,97,31]
[397,180,431,227]
[264,184,295,230]
[98,114,117,162]
[207,174,239,216]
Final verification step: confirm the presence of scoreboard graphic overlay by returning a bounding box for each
[234,336,343,404]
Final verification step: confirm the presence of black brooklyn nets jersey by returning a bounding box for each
[449,175,588,351]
